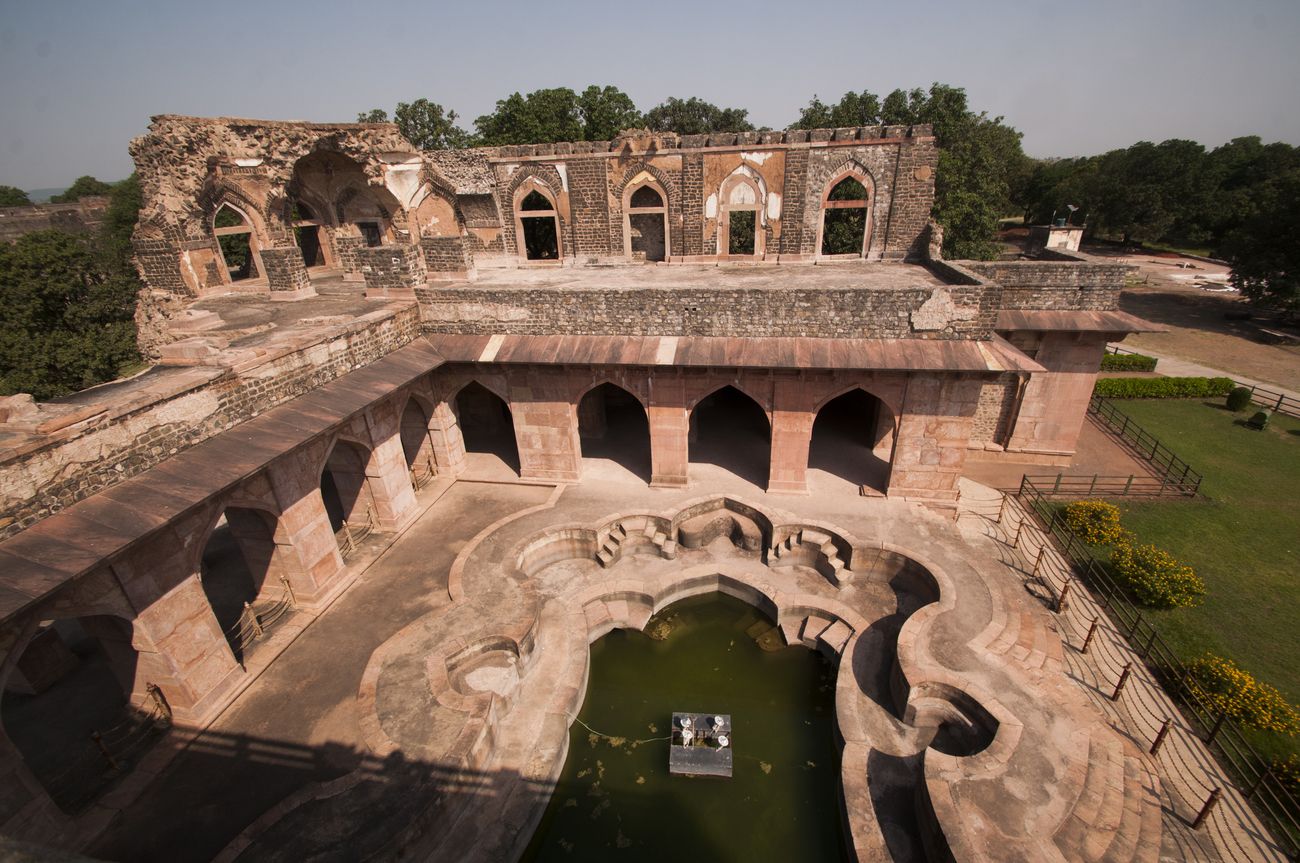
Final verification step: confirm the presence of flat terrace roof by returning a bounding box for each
[465,261,950,292]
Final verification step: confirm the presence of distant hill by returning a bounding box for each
[24,187,68,204]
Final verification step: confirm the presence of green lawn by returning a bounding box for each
[1101,399,1300,754]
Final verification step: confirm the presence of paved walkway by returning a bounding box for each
[958,481,1290,863]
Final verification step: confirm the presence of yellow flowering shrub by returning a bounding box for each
[1109,538,1205,608]
[1274,754,1300,797]
[1062,500,1124,545]
[1188,654,1300,735]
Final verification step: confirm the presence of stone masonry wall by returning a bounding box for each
[0,197,109,243]
[417,284,996,339]
[0,306,422,540]
[420,236,472,272]
[963,259,1132,310]
[970,373,1021,446]
[357,245,427,292]
[259,247,310,293]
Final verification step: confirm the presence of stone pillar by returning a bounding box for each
[130,574,243,724]
[768,378,814,494]
[364,431,420,530]
[1007,332,1108,458]
[513,400,581,482]
[428,400,467,477]
[649,376,689,488]
[258,247,313,299]
[268,447,346,606]
[357,245,428,297]
[887,374,981,509]
[105,522,244,724]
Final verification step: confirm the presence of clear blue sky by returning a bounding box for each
[2,0,1298,190]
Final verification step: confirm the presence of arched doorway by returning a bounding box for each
[808,389,892,495]
[320,441,376,533]
[400,397,435,482]
[514,186,562,262]
[689,386,770,487]
[213,203,261,283]
[199,507,286,645]
[818,173,873,258]
[2,615,147,813]
[719,173,763,258]
[624,182,668,262]
[578,383,651,483]
[292,202,328,268]
[455,382,520,475]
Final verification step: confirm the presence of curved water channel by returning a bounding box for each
[522,593,848,861]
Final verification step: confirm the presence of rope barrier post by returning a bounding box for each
[280,575,296,608]
[1205,711,1228,746]
[1056,578,1072,614]
[1111,663,1133,701]
[1080,617,1100,654]
[997,494,1007,525]
[91,731,119,772]
[1012,519,1025,549]
[1032,546,1046,578]
[1246,766,1273,800]
[1150,718,1172,755]
[1192,787,1221,830]
[146,683,172,724]
[245,602,263,639]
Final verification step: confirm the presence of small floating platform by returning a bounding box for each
[669,712,732,778]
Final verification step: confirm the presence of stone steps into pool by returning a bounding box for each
[769,528,849,585]
[1053,726,1162,863]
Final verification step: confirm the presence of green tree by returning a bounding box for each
[0,185,33,207]
[356,108,390,123]
[790,90,881,129]
[475,88,585,146]
[577,85,642,141]
[394,98,471,149]
[642,97,754,135]
[0,230,140,399]
[50,175,114,202]
[1222,168,1300,316]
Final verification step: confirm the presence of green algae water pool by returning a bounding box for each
[522,593,848,861]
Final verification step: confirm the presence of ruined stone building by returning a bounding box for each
[0,115,1158,858]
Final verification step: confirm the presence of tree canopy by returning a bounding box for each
[475,88,586,146]
[577,85,642,141]
[1221,168,1300,315]
[642,97,754,136]
[0,176,142,399]
[358,100,471,149]
[0,185,32,207]
[50,175,114,203]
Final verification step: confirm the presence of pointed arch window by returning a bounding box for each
[213,203,261,283]
[819,172,873,258]
[514,186,562,263]
[719,175,763,257]
[623,179,668,262]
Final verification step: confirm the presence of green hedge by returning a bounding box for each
[1100,352,1158,372]
[1094,376,1234,399]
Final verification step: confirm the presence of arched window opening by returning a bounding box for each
[516,188,561,262]
[2,615,149,814]
[578,383,651,483]
[292,201,326,268]
[455,382,520,475]
[213,204,259,282]
[720,177,762,257]
[199,507,290,657]
[625,182,668,263]
[689,386,770,488]
[819,174,872,257]
[400,398,435,480]
[320,441,376,534]
[808,389,892,495]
